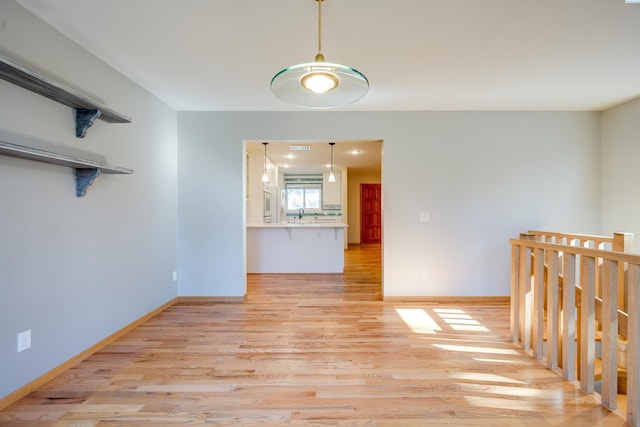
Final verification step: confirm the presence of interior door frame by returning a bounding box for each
[243,139,384,296]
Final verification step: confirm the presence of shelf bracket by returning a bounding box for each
[75,109,102,138]
[75,168,101,197]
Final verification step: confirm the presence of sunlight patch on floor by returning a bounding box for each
[449,324,491,332]
[434,308,490,332]
[473,357,522,364]
[455,382,552,398]
[448,372,525,385]
[433,343,519,355]
[463,395,540,412]
[395,308,441,334]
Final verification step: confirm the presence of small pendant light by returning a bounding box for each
[328,142,336,182]
[262,142,269,183]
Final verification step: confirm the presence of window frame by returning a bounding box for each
[284,182,322,214]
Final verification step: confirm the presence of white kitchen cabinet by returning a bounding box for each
[247,149,278,224]
[264,156,278,188]
[322,172,341,208]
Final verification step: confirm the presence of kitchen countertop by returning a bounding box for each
[247,222,347,273]
[247,222,348,228]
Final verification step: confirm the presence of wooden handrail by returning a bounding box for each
[510,234,640,426]
[527,230,633,311]
[510,238,639,263]
[528,230,617,246]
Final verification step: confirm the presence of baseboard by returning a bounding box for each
[383,296,510,304]
[0,297,178,412]
[176,296,245,303]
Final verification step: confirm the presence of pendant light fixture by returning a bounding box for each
[270,0,368,109]
[328,142,336,182]
[261,142,269,183]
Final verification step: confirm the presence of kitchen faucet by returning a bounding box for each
[298,208,304,219]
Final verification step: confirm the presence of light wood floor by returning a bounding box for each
[0,244,630,426]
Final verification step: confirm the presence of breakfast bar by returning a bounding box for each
[247,223,347,273]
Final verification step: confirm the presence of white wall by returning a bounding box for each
[177,111,601,298]
[601,97,640,248]
[0,2,178,400]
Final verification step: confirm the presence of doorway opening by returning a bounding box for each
[243,139,383,297]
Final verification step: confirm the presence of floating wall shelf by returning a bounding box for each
[0,140,133,197]
[0,54,131,138]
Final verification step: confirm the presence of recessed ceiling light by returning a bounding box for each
[350,149,361,155]
[290,145,311,151]
[286,154,296,159]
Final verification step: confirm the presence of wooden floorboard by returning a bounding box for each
[0,244,630,426]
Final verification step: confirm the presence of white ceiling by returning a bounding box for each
[16,0,640,113]
[13,0,640,172]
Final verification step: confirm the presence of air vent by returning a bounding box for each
[284,174,323,184]
[289,145,311,151]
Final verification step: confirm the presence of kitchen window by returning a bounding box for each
[285,184,321,210]
[283,174,323,214]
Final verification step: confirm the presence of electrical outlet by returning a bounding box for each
[172,271,178,281]
[17,330,31,353]
[420,270,428,281]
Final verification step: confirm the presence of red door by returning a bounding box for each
[360,184,381,244]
